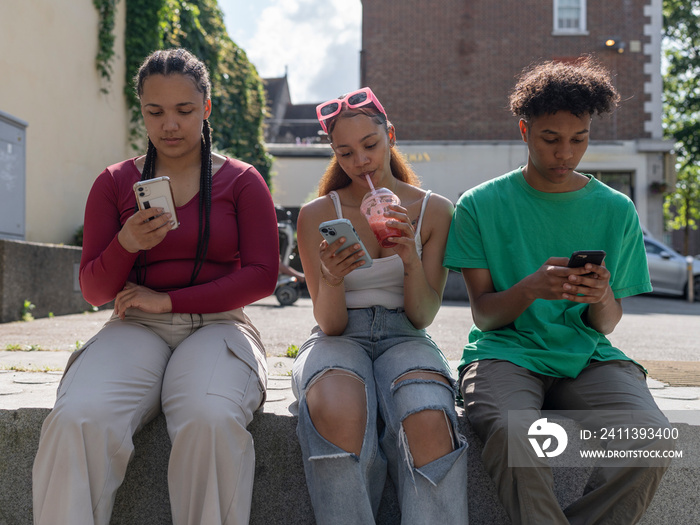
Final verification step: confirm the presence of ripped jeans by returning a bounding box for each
[291,306,469,525]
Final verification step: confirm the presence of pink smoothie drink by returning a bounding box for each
[360,188,401,248]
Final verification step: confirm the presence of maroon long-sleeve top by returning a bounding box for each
[79,157,279,313]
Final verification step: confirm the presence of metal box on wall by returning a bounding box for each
[0,110,27,240]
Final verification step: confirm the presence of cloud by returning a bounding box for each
[243,0,361,104]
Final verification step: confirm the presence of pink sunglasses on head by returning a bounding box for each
[316,87,388,134]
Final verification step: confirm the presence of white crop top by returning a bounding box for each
[328,190,431,309]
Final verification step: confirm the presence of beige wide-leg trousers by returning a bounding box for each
[33,309,267,525]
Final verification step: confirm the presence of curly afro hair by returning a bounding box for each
[509,57,620,121]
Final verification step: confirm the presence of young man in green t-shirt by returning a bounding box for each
[444,59,674,523]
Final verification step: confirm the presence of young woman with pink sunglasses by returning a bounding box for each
[291,87,469,524]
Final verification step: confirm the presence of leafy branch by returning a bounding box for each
[662,0,700,253]
[92,0,273,184]
[123,0,272,183]
[94,0,120,92]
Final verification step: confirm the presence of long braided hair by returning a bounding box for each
[135,48,213,286]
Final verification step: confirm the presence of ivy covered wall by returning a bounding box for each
[96,0,272,185]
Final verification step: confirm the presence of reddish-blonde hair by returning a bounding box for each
[317,108,420,195]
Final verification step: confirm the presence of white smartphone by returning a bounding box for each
[133,176,179,229]
[319,218,373,269]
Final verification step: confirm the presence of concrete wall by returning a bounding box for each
[1,407,697,524]
[0,1,130,244]
[0,239,95,323]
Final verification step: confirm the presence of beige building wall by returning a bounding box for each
[0,1,130,243]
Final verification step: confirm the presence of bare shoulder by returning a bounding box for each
[398,183,453,214]
[424,192,455,223]
[298,195,336,228]
[425,192,454,213]
[418,192,454,248]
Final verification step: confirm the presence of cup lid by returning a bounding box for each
[360,188,400,212]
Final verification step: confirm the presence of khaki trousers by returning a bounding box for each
[33,309,267,525]
[461,359,673,525]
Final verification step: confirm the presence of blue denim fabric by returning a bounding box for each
[292,306,469,525]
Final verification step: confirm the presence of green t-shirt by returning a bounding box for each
[443,168,652,379]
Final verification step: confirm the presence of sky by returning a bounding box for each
[218,0,362,104]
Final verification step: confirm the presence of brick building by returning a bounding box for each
[360,0,659,142]
[268,0,676,243]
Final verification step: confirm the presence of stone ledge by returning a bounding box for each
[1,406,697,525]
[0,239,95,323]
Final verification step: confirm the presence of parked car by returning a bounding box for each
[644,236,700,300]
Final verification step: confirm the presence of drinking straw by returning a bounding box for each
[365,174,376,194]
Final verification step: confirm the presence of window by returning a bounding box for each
[554,0,587,34]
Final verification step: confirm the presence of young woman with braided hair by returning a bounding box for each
[32,48,279,525]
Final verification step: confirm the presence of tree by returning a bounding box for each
[663,0,700,254]
[663,166,700,255]
[123,0,273,184]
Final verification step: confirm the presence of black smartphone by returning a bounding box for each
[567,250,606,268]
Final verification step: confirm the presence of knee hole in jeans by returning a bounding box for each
[306,369,367,455]
[395,371,456,468]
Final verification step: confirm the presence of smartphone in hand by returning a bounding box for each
[133,176,179,229]
[319,218,373,269]
[567,250,606,269]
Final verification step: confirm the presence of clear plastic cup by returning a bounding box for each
[360,188,401,248]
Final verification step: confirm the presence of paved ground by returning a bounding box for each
[1,293,699,415]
